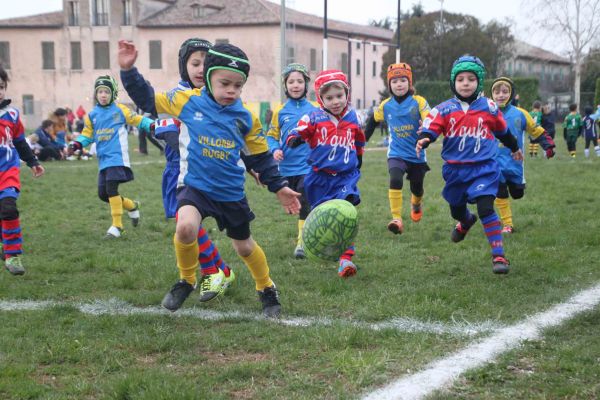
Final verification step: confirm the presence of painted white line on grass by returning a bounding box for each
[0,298,500,336]
[363,282,600,400]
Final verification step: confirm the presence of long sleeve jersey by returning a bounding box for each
[78,102,151,171]
[371,94,430,163]
[496,104,551,166]
[288,107,365,174]
[0,102,40,191]
[266,98,319,177]
[421,96,510,164]
[583,115,598,139]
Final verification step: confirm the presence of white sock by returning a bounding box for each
[584,149,590,158]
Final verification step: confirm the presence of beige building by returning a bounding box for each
[0,0,393,127]
[499,39,572,95]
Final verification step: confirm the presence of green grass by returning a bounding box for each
[1,135,599,399]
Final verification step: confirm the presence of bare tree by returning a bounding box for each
[526,0,600,106]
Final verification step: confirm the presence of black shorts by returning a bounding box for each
[387,158,430,181]
[176,186,254,240]
[98,166,134,185]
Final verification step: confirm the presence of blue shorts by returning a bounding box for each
[176,185,255,240]
[497,152,525,185]
[0,187,19,200]
[304,169,361,209]
[441,160,500,206]
[162,164,179,218]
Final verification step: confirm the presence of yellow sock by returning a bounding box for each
[122,197,135,211]
[297,219,305,244]
[411,194,423,207]
[108,195,123,228]
[533,143,539,154]
[240,243,273,291]
[388,189,403,220]
[495,198,513,227]
[174,235,199,286]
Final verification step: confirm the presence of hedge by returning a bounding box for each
[414,78,540,110]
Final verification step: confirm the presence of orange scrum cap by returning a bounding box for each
[387,63,413,87]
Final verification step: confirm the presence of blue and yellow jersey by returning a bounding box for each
[78,103,148,171]
[374,95,430,163]
[155,86,268,201]
[496,105,544,183]
[266,98,318,177]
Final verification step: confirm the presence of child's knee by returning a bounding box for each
[476,196,495,218]
[232,238,255,257]
[0,197,19,220]
[175,221,198,243]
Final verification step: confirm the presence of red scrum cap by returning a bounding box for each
[314,69,350,108]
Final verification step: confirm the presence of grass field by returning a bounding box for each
[1,135,599,399]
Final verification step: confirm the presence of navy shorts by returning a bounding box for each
[162,164,179,219]
[387,157,430,181]
[98,166,134,185]
[441,160,500,206]
[287,174,311,219]
[304,169,361,209]
[176,185,254,240]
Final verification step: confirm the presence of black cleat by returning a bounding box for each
[161,279,195,312]
[257,285,281,318]
[492,256,510,274]
[451,215,477,243]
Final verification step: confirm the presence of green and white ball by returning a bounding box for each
[301,199,359,262]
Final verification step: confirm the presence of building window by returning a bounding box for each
[372,61,377,77]
[357,99,361,108]
[42,42,55,70]
[71,42,82,70]
[286,47,295,64]
[192,4,222,18]
[68,1,79,26]
[356,42,361,50]
[373,44,377,52]
[22,95,34,115]
[341,52,348,74]
[356,59,361,76]
[92,0,109,26]
[215,38,229,45]
[149,41,162,69]
[310,48,317,71]
[93,41,110,69]
[372,99,376,106]
[122,0,132,25]
[0,42,10,69]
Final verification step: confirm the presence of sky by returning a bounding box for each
[1,0,570,54]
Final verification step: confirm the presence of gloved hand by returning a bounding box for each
[68,141,83,156]
[286,135,305,148]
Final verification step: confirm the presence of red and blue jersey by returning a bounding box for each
[421,96,508,164]
[289,107,365,174]
[0,105,25,191]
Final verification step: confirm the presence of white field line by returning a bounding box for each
[0,298,500,337]
[363,282,600,400]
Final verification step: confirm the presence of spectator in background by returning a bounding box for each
[34,120,64,161]
[49,108,70,148]
[66,107,75,133]
[541,104,556,140]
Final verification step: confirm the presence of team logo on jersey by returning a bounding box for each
[410,106,419,121]
[194,112,204,121]
[487,99,498,113]
[113,113,121,123]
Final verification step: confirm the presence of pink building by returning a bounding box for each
[0,0,393,127]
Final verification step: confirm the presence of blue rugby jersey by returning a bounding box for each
[154,86,270,202]
[0,105,25,191]
[496,105,544,184]
[421,96,508,164]
[289,107,365,174]
[78,103,150,171]
[266,98,319,176]
[583,115,598,139]
[374,94,430,163]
